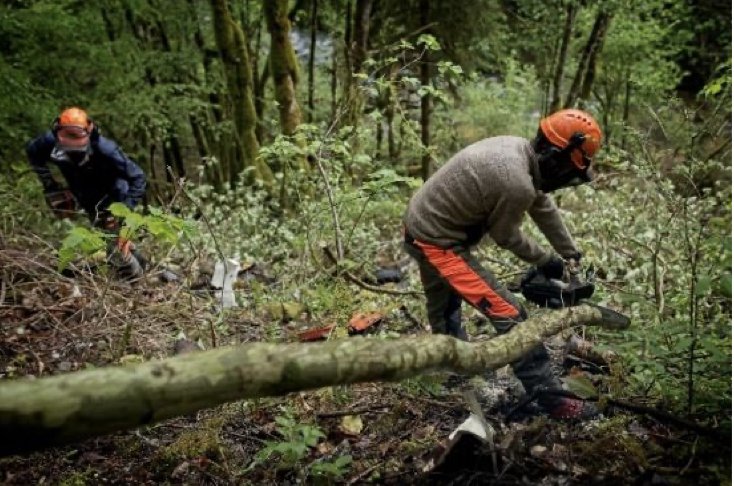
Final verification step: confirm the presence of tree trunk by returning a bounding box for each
[263,0,303,136]
[0,305,627,457]
[210,0,274,187]
[342,0,373,129]
[307,0,318,122]
[330,32,339,122]
[189,0,229,187]
[550,3,577,113]
[621,68,632,150]
[579,12,612,106]
[419,0,432,180]
[564,10,613,109]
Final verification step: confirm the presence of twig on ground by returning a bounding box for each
[322,246,422,297]
[316,405,391,419]
[347,461,381,485]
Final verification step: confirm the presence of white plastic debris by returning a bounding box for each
[211,258,240,309]
[448,413,491,441]
[71,285,82,298]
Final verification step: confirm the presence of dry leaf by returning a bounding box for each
[348,312,383,333]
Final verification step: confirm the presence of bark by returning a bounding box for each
[124,3,186,180]
[330,32,339,121]
[210,0,274,186]
[263,0,303,136]
[342,0,373,128]
[579,12,612,105]
[0,305,628,457]
[307,0,318,122]
[621,69,632,150]
[564,10,613,109]
[419,0,432,180]
[549,3,577,113]
[189,0,229,186]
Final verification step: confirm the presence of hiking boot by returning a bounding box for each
[546,397,600,420]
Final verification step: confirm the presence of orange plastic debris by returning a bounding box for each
[348,312,383,333]
[297,324,336,342]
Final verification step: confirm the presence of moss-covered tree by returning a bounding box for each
[210,0,274,186]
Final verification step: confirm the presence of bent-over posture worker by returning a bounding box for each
[403,109,603,419]
[26,107,147,278]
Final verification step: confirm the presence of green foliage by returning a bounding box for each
[57,226,107,271]
[537,99,732,420]
[309,454,353,482]
[248,408,352,481]
[56,203,195,271]
[250,409,326,470]
[108,202,195,244]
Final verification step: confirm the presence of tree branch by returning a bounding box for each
[0,305,627,456]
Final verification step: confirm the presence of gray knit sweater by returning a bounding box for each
[403,136,578,265]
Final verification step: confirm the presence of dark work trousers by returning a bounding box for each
[404,234,562,406]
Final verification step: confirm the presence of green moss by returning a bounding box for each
[58,468,95,486]
[157,416,227,464]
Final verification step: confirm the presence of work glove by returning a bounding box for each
[537,255,565,280]
[44,190,76,219]
[96,214,121,232]
[107,236,144,281]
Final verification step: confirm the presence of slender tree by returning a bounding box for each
[565,9,613,108]
[419,0,432,180]
[210,0,273,186]
[549,2,577,113]
[263,0,303,137]
[307,0,318,122]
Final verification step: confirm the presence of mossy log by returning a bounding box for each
[0,305,627,456]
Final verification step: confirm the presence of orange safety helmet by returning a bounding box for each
[539,109,602,169]
[54,107,93,151]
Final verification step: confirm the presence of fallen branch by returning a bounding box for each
[322,246,422,297]
[0,304,627,456]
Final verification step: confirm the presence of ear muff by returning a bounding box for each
[51,117,60,136]
[566,132,586,151]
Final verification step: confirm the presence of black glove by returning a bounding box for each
[44,190,76,219]
[538,255,565,280]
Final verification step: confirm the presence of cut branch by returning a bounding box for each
[0,305,627,457]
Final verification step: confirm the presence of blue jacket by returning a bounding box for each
[26,131,146,220]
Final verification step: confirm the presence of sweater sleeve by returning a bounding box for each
[486,188,551,265]
[527,192,579,258]
[26,132,59,191]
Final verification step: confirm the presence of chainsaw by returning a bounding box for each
[519,260,594,309]
[513,260,631,328]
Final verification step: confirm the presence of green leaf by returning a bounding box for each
[108,202,131,218]
[561,375,598,399]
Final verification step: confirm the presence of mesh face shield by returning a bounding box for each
[55,125,91,165]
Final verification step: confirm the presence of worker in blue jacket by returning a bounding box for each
[26,107,146,228]
[27,107,147,278]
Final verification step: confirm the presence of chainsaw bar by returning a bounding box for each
[518,267,594,309]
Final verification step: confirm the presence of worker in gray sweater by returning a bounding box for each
[403,109,602,419]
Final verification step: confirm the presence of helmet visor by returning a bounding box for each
[56,125,90,152]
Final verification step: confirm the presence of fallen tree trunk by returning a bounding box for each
[0,305,627,457]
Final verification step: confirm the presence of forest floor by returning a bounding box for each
[0,237,730,485]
